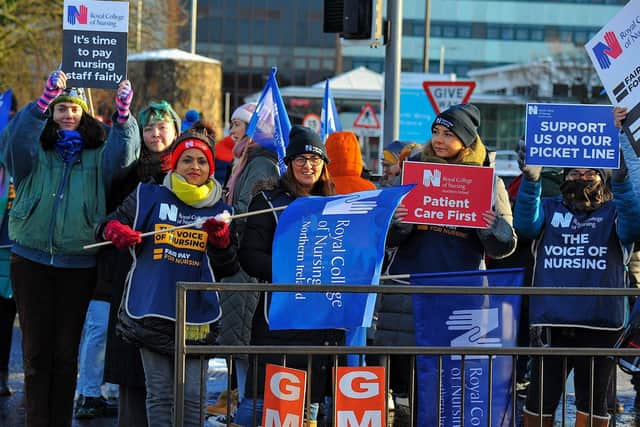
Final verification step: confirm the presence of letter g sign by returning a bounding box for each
[270,372,301,401]
[339,371,379,399]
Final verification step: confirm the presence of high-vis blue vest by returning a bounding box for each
[530,199,630,330]
[124,183,229,325]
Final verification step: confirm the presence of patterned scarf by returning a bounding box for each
[225,137,255,204]
[55,130,84,162]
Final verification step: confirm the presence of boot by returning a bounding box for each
[0,370,11,397]
[523,407,554,427]
[575,410,610,427]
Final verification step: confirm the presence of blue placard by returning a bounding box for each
[399,86,437,143]
[525,103,620,169]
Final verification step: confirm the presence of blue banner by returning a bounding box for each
[269,185,414,330]
[412,268,523,427]
[247,67,291,174]
[0,89,12,131]
[525,103,619,169]
[321,79,342,143]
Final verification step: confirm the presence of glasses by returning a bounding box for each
[567,170,600,180]
[293,155,323,167]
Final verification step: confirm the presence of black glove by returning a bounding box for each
[613,149,628,182]
[516,140,542,181]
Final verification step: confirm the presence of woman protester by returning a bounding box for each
[98,129,239,427]
[102,100,182,426]
[376,104,517,418]
[235,125,341,426]
[0,70,139,426]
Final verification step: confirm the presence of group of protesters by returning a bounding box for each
[0,66,638,427]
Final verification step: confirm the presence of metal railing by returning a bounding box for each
[173,282,640,427]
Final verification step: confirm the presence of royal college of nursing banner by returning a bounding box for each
[269,186,413,330]
[412,268,523,427]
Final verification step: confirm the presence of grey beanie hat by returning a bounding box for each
[432,103,481,147]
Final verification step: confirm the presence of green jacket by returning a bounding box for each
[0,102,140,267]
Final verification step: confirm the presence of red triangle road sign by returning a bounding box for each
[422,81,476,115]
[353,103,380,129]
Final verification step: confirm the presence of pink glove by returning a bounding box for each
[115,80,133,123]
[103,220,142,250]
[36,71,65,113]
[202,218,231,248]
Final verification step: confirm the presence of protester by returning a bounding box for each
[0,70,139,426]
[0,91,17,398]
[98,128,239,427]
[217,102,279,410]
[380,140,408,186]
[225,102,279,238]
[377,104,516,420]
[102,100,182,427]
[236,125,340,425]
[515,114,640,426]
[325,131,376,194]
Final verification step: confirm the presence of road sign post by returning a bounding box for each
[422,81,476,114]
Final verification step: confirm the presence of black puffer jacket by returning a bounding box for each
[239,178,345,402]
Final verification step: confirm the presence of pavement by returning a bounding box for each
[2,322,640,426]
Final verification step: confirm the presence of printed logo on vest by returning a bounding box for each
[551,212,573,228]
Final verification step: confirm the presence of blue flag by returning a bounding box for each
[0,89,12,131]
[411,268,523,427]
[321,80,342,143]
[246,67,291,174]
[269,185,415,330]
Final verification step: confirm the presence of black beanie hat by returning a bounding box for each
[285,125,329,163]
[432,103,481,147]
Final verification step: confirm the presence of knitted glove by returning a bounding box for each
[36,71,65,113]
[202,218,231,249]
[517,142,542,181]
[115,80,133,123]
[103,220,142,250]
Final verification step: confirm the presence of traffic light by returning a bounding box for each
[323,0,383,46]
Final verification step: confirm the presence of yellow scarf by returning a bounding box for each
[170,173,214,206]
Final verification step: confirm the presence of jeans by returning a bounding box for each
[139,347,203,427]
[76,300,110,397]
[11,254,95,427]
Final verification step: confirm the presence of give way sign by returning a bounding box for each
[422,81,476,114]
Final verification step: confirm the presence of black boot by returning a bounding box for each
[0,370,11,396]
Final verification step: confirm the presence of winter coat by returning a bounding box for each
[0,102,139,267]
[325,131,376,194]
[239,178,345,402]
[374,138,517,346]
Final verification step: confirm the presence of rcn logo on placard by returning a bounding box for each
[528,104,538,115]
[592,31,623,70]
[68,5,88,25]
[446,308,501,360]
[551,212,573,228]
[159,203,178,222]
[322,190,380,215]
[423,169,441,187]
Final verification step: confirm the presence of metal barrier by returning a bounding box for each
[173,282,640,427]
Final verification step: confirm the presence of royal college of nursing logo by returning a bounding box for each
[592,31,623,70]
[67,4,88,25]
[446,308,501,360]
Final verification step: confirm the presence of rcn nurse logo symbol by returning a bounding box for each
[551,212,573,228]
[322,191,381,215]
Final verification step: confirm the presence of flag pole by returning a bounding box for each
[83,205,287,250]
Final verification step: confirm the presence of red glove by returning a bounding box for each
[202,218,230,248]
[103,220,142,250]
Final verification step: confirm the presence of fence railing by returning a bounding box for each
[173,282,640,427]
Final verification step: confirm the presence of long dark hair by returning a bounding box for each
[281,161,335,197]
[40,113,107,150]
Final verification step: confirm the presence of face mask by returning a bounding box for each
[560,179,607,212]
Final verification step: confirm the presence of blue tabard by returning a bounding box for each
[387,223,485,278]
[530,199,630,330]
[124,183,228,325]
